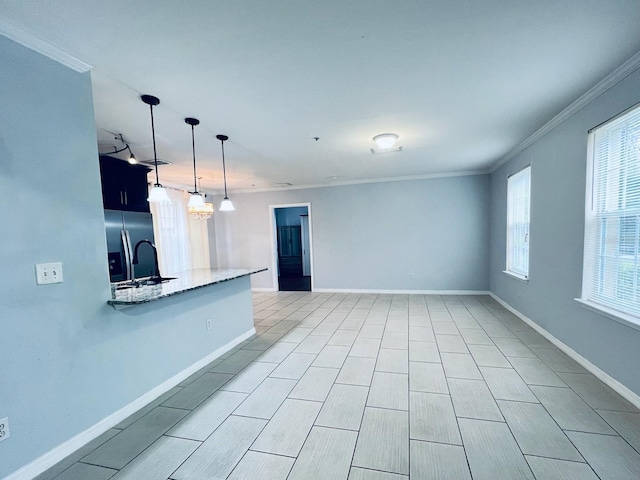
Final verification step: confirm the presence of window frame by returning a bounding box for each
[505,165,531,281]
[578,103,640,330]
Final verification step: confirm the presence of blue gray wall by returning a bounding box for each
[489,68,640,396]
[214,175,491,291]
[0,36,254,478]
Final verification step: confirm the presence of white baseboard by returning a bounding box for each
[313,288,491,295]
[5,328,256,480]
[489,293,640,410]
[251,287,277,292]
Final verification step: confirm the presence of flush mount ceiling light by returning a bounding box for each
[371,133,402,154]
[216,134,235,211]
[185,117,206,212]
[373,133,398,149]
[142,94,171,203]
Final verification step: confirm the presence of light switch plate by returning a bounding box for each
[0,417,9,442]
[36,262,63,285]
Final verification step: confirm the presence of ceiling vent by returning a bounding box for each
[139,158,172,166]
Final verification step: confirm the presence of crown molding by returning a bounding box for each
[491,49,640,173]
[227,169,490,195]
[0,19,92,72]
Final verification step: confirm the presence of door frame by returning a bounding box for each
[269,202,314,291]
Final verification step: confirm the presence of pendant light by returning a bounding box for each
[216,134,235,211]
[185,117,205,211]
[142,94,171,203]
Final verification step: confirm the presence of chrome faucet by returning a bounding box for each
[132,239,161,279]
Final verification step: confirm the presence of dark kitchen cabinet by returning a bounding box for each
[278,226,302,276]
[99,155,151,212]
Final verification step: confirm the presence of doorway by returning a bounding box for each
[270,203,313,291]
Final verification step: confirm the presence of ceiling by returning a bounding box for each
[2,1,640,194]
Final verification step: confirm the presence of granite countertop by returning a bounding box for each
[108,267,267,307]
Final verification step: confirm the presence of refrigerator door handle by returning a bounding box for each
[122,229,133,280]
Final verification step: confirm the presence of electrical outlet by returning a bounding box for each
[0,417,9,442]
[206,319,212,330]
[36,262,63,285]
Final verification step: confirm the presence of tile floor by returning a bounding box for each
[36,292,640,480]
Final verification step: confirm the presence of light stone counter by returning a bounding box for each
[108,268,267,307]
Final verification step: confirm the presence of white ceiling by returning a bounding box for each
[2,0,640,194]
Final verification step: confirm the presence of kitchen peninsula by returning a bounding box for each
[108,268,267,307]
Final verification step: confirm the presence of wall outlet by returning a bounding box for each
[0,417,9,442]
[36,262,63,285]
[206,319,212,330]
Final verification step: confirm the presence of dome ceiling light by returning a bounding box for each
[371,133,403,154]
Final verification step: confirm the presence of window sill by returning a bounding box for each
[503,271,529,283]
[574,298,640,332]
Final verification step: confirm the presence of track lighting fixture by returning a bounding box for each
[99,133,137,164]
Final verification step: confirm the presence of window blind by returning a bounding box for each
[583,104,640,318]
[507,166,531,277]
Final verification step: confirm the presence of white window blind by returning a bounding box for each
[506,166,531,278]
[582,104,640,319]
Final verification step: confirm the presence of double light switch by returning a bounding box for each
[35,262,63,285]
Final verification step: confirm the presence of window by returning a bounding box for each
[506,166,531,279]
[150,189,210,275]
[582,103,640,320]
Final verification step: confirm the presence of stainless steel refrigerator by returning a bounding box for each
[104,210,156,282]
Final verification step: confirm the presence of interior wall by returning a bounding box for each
[489,67,640,396]
[214,175,491,291]
[0,36,253,478]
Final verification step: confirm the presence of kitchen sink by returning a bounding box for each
[136,276,177,286]
[113,277,177,289]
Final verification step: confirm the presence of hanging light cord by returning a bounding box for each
[149,103,160,186]
[221,138,229,198]
[191,124,198,194]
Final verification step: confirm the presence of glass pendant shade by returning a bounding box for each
[147,185,171,203]
[219,197,235,211]
[188,192,205,209]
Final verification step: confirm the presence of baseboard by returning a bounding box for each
[489,293,640,410]
[313,288,491,295]
[251,287,277,292]
[4,328,256,480]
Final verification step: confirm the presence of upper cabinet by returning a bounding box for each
[99,156,151,212]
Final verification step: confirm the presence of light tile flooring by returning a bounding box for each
[37,292,640,480]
